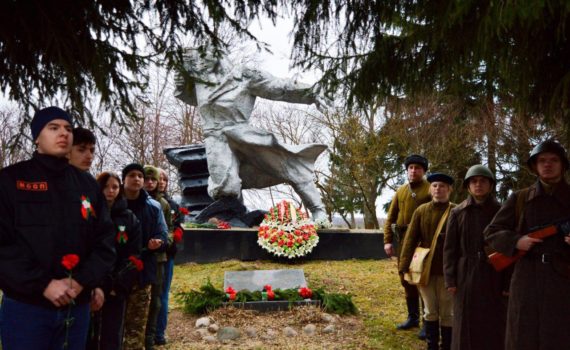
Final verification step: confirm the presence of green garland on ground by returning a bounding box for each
[177,281,358,316]
[182,222,218,229]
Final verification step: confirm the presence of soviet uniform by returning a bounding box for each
[400,192,456,350]
[443,195,506,350]
[485,181,570,350]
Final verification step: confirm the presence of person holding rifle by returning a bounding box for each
[484,139,570,350]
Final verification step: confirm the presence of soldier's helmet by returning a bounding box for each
[463,165,495,188]
[526,139,569,171]
[404,154,428,171]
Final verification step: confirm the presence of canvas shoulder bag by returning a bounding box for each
[404,204,451,286]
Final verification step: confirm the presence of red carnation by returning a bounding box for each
[267,290,275,300]
[225,286,236,294]
[173,227,184,243]
[278,240,284,247]
[179,207,189,215]
[217,221,231,229]
[263,284,273,292]
[61,254,80,271]
[228,292,236,301]
[299,287,313,299]
[287,240,294,247]
[128,255,144,271]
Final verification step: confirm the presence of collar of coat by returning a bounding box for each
[454,194,500,213]
[527,179,570,207]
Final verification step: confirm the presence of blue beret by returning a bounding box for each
[427,172,454,185]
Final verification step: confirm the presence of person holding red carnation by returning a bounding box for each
[0,107,115,350]
[121,163,167,350]
[86,172,143,350]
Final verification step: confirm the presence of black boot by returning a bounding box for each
[440,326,452,350]
[418,320,427,340]
[397,297,420,329]
[425,320,440,350]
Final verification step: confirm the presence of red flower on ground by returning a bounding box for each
[173,227,184,243]
[217,221,231,229]
[299,287,313,299]
[61,254,80,271]
[128,255,144,271]
[179,207,189,215]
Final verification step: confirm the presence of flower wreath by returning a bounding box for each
[257,200,319,258]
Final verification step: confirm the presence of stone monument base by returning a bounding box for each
[175,228,390,264]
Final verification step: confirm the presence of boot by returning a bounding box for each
[425,320,440,350]
[418,320,427,340]
[440,326,452,350]
[397,297,420,329]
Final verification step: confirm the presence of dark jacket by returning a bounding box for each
[484,180,570,350]
[162,192,181,258]
[0,152,115,308]
[126,190,168,286]
[102,196,142,299]
[444,195,506,350]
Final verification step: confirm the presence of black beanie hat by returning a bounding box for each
[31,107,73,141]
[122,163,145,181]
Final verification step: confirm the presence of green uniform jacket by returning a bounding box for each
[383,179,431,244]
[399,201,456,277]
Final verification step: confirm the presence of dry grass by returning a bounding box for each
[158,259,425,350]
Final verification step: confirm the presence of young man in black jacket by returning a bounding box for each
[0,106,115,350]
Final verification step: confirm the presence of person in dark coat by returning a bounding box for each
[86,172,142,350]
[121,163,168,350]
[484,139,570,350]
[0,106,115,350]
[443,165,505,350]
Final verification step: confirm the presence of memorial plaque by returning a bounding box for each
[224,269,307,292]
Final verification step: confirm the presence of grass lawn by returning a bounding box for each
[164,258,425,349]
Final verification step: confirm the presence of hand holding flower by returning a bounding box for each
[43,279,74,307]
[148,238,163,250]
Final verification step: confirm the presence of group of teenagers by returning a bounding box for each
[0,106,184,350]
[384,146,570,350]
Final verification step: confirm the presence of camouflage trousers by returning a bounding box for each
[123,285,151,350]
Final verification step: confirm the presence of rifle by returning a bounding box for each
[488,219,570,271]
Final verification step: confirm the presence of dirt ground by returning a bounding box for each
[159,306,368,350]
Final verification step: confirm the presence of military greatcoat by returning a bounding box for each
[444,195,506,350]
[484,180,570,350]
